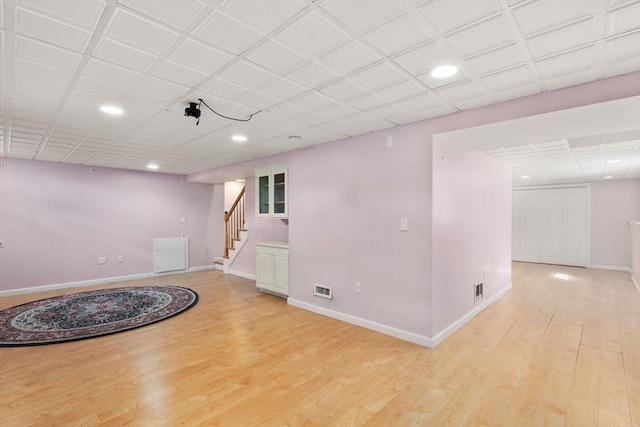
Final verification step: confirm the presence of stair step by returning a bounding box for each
[214,259,224,265]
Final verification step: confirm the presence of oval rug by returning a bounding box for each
[0,286,198,346]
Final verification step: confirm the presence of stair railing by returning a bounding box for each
[224,186,245,258]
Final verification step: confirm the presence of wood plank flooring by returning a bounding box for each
[1,262,638,426]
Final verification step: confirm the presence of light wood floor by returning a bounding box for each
[1,262,638,426]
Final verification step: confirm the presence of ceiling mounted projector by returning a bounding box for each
[184,102,201,119]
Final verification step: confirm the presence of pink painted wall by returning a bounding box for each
[0,158,222,290]
[432,142,512,335]
[591,178,640,269]
[289,122,433,335]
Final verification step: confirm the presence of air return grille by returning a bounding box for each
[314,284,332,299]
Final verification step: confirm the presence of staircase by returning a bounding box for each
[215,186,247,274]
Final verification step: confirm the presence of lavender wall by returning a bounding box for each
[0,158,221,290]
[432,142,512,335]
[591,178,640,269]
[289,122,433,335]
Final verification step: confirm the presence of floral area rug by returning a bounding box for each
[0,286,198,346]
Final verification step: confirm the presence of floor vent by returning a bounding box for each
[314,284,332,299]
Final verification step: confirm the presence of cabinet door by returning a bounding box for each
[257,174,270,215]
[273,171,287,216]
[272,251,288,294]
[256,252,274,289]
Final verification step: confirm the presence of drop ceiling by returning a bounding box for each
[1,0,639,181]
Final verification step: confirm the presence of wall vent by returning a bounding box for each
[474,282,484,303]
[314,284,332,299]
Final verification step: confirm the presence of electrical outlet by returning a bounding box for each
[97,256,107,265]
[117,255,124,263]
[355,282,362,294]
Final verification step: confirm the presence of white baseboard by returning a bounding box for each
[430,283,513,347]
[0,265,215,297]
[590,264,632,273]
[286,298,434,348]
[227,270,256,281]
[286,283,512,349]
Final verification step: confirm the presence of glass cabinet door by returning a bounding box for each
[258,175,270,214]
[273,172,286,214]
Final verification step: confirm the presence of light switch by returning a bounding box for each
[386,135,393,148]
[400,218,408,231]
[180,216,186,223]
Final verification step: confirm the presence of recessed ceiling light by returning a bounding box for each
[100,105,123,115]
[603,175,614,179]
[235,179,245,183]
[520,175,530,179]
[232,135,247,142]
[607,159,621,163]
[147,164,159,170]
[430,64,458,79]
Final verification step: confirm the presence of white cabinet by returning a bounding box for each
[256,242,288,297]
[255,163,288,218]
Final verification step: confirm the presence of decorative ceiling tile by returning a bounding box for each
[199,78,250,101]
[543,67,597,91]
[605,54,640,77]
[223,0,306,34]
[118,0,207,30]
[393,92,441,111]
[76,76,131,99]
[218,60,278,90]
[15,7,92,52]
[287,62,341,88]
[17,0,106,30]
[345,93,388,110]
[363,15,429,56]
[14,35,83,72]
[535,46,595,77]
[446,16,515,58]
[606,2,640,37]
[289,91,335,111]
[605,31,640,60]
[323,0,405,33]
[170,39,234,74]
[278,11,351,58]
[104,8,180,55]
[376,80,426,103]
[259,79,309,101]
[434,80,485,101]
[245,39,307,74]
[391,42,456,76]
[154,61,208,87]
[420,0,502,34]
[527,19,597,58]
[513,0,595,37]
[320,79,368,101]
[193,10,263,55]
[138,76,189,99]
[13,57,74,86]
[350,62,406,90]
[93,38,157,72]
[481,65,536,90]
[494,81,541,101]
[466,43,528,75]
[319,41,381,75]
[84,58,143,88]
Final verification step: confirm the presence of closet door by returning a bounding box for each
[512,190,540,262]
[539,187,587,267]
[513,186,588,267]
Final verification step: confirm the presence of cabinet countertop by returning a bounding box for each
[256,241,289,249]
